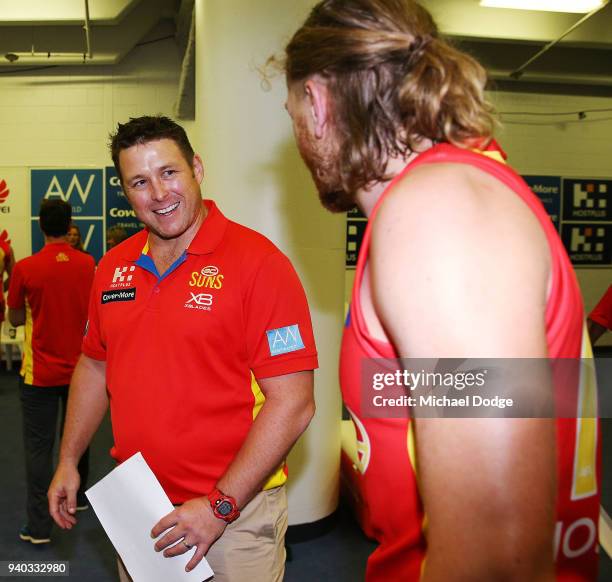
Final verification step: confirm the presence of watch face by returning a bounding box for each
[217,500,233,516]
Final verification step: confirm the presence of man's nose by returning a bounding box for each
[150,178,168,201]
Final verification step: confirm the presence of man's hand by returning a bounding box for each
[151,497,226,572]
[48,462,81,530]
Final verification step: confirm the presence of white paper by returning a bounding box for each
[85,452,214,582]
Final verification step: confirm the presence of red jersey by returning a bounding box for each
[7,242,95,386]
[82,200,318,503]
[589,285,612,331]
[0,238,10,323]
[340,143,600,581]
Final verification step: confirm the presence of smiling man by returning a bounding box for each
[48,116,318,582]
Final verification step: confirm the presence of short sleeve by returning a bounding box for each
[589,286,612,331]
[81,271,107,361]
[245,251,318,379]
[7,261,25,309]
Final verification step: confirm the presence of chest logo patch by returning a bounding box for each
[266,324,305,356]
[101,288,136,304]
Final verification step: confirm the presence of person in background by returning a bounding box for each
[106,225,129,250]
[0,230,15,324]
[8,199,95,545]
[66,223,84,251]
[48,116,317,582]
[588,285,611,346]
[280,1,599,580]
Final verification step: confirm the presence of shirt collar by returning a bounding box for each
[118,199,228,262]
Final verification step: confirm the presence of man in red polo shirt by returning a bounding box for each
[0,230,15,324]
[8,199,94,545]
[48,116,318,581]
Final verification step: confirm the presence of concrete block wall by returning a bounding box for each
[0,32,181,169]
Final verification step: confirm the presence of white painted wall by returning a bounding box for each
[194,0,345,526]
[0,25,180,201]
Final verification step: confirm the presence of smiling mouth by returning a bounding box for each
[154,202,180,216]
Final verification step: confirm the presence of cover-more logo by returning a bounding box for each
[111,266,136,288]
[0,179,10,213]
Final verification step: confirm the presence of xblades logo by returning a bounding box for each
[184,292,213,311]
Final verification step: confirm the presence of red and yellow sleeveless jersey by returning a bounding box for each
[340,142,600,581]
[7,242,95,386]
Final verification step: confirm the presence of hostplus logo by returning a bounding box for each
[110,266,136,288]
[572,182,607,218]
[570,226,607,254]
[0,179,11,214]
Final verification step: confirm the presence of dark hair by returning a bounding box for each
[39,199,71,237]
[282,0,496,193]
[109,115,195,180]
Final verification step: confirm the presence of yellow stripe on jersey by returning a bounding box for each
[408,423,429,578]
[251,373,288,490]
[477,149,506,164]
[571,321,598,500]
[22,300,34,385]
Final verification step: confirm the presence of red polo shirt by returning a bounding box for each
[8,242,95,386]
[0,239,10,323]
[589,285,611,331]
[82,200,318,502]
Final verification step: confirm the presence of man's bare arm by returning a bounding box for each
[151,369,315,572]
[371,163,556,581]
[48,354,108,529]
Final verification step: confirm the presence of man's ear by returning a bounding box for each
[192,153,204,184]
[304,77,330,140]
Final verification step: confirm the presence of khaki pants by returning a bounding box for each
[118,486,288,582]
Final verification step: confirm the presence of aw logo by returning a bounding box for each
[0,179,10,214]
[31,169,103,217]
[563,179,611,221]
[266,324,305,356]
[561,223,611,266]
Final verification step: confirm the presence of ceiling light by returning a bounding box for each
[480,0,605,12]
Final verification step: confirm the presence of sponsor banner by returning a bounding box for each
[563,178,611,222]
[346,217,367,269]
[105,167,143,249]
[0,167,30,261]
[523,175,561,231]
[31,168,105,262]
[31,169,103,217]
[361,357,611,418]
[561,223,612,266]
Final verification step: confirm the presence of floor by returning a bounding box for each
[0,364,610,581]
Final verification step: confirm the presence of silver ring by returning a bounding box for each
[183,541,193,549]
